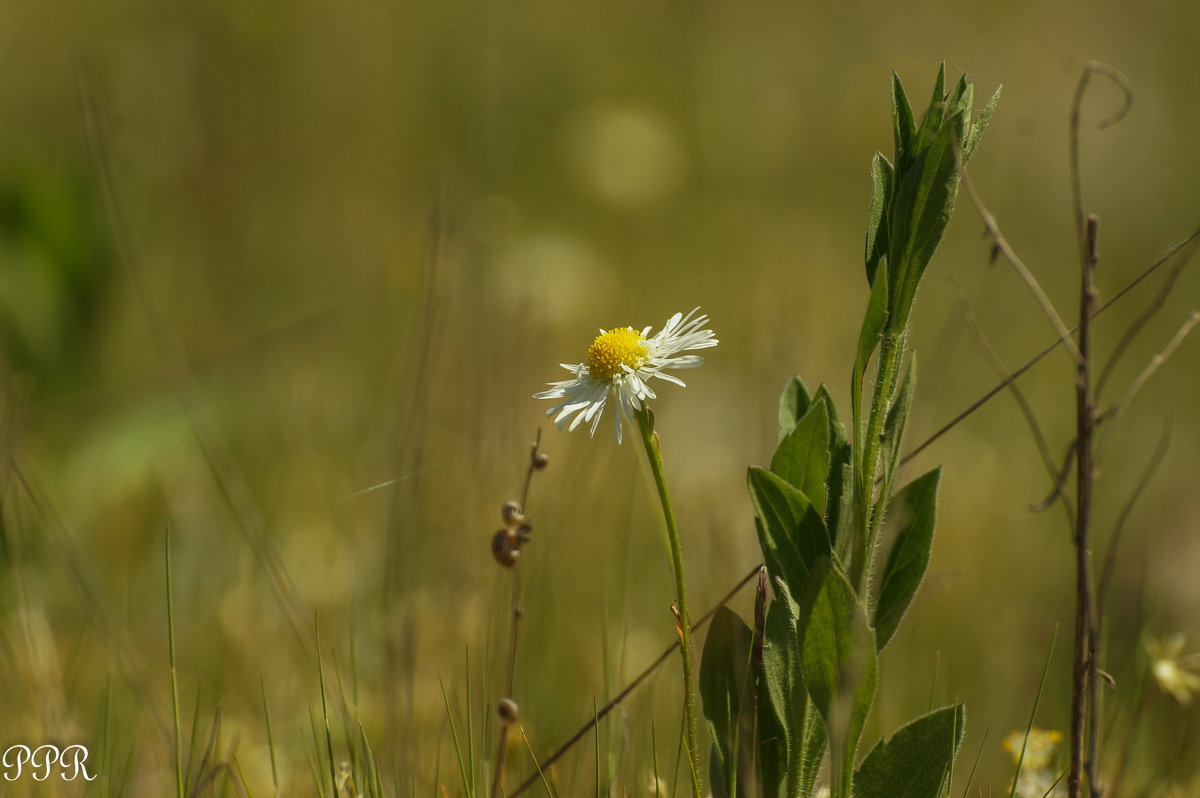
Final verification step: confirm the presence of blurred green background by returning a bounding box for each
[2,0,1198,794]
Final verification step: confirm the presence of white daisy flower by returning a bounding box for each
[534,307,717,443]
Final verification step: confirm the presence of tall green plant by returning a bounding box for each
[700,63,999,798]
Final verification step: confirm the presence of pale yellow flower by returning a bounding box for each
[1147,634,1200,705]
[1003,728,1063,797]
[645,773,669,797]
[1003,727,1062,770]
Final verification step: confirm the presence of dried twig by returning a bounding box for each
[1029,439,1077,516]
[1067,215,1100,798]
[1095,414,1171,624]
[897,224,1200,469]
[1070,62,1133,271]
[1095,237,1198,401]
[1095,312,1200,458]
[959,166,1083,365]
[947,276,1074,527]
[490,431,546,798]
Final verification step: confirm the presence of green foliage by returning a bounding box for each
[700,607,761,798]
[778,376,815,443]
[702,62,994,798]
[700,607,749,795]
[797,557,878,798]
[876,64,999,337]
[853,705,966,798]
[874,468,941,652]
[771,398,831,516]
[761,601,825,798]
[748,468,832,601]
[864,155,893,287]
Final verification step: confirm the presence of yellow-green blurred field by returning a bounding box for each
[2,0,1198,795]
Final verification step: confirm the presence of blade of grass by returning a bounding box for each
[359,721,385,798]
[231,753,255,798]
[166,528,185,798]
[305,732,325,798]
[186,682,205,790]
[1009,625,1059,798]
[958,728,989,798]
[594,696,601,798]
[100,678,113,798]
[520,728,558,798]
[651,718,661,798]
[261,679,281,798]
[466,648,476,797]
[1041,769,1067,798]
[317,625,339,797]
[441,675,473,797]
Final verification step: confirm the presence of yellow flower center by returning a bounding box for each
[587,327,647,381]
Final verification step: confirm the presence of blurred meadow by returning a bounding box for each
[2,0,1199,794]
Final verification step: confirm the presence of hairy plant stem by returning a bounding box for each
[852,329,906,593]
[636,407,703,798]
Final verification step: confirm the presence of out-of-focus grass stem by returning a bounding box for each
[261,679,282,798]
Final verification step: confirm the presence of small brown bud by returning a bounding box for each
[532,452,550,470]
[491,529,519,568]
[497,697,519,724]
[501,501,524,526]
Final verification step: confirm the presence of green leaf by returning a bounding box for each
[930,62,947,111]
[797,556,878,798]
[886,115,962,334]
[812,385,852,543]
[891,72,916,168]
[812,384,848,450]
[778,375,814,443]
[853,704,966,798]
[831,460,855,563]
[755,681,785,798]
[761,597,825,798]
[700,606,755,797]
[709,742,731,798]
[865,152,894,287]
[771,398,830,515]
[873,468,941,651]
[760,601,801,797]
[874,354,917,519]
[962,85,1002,163]
[908,64,948,158]
[748,468,831,597]
[948,74,972,116]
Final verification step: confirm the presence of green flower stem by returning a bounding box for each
[635,406,703,798]
[852,329,906,592]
